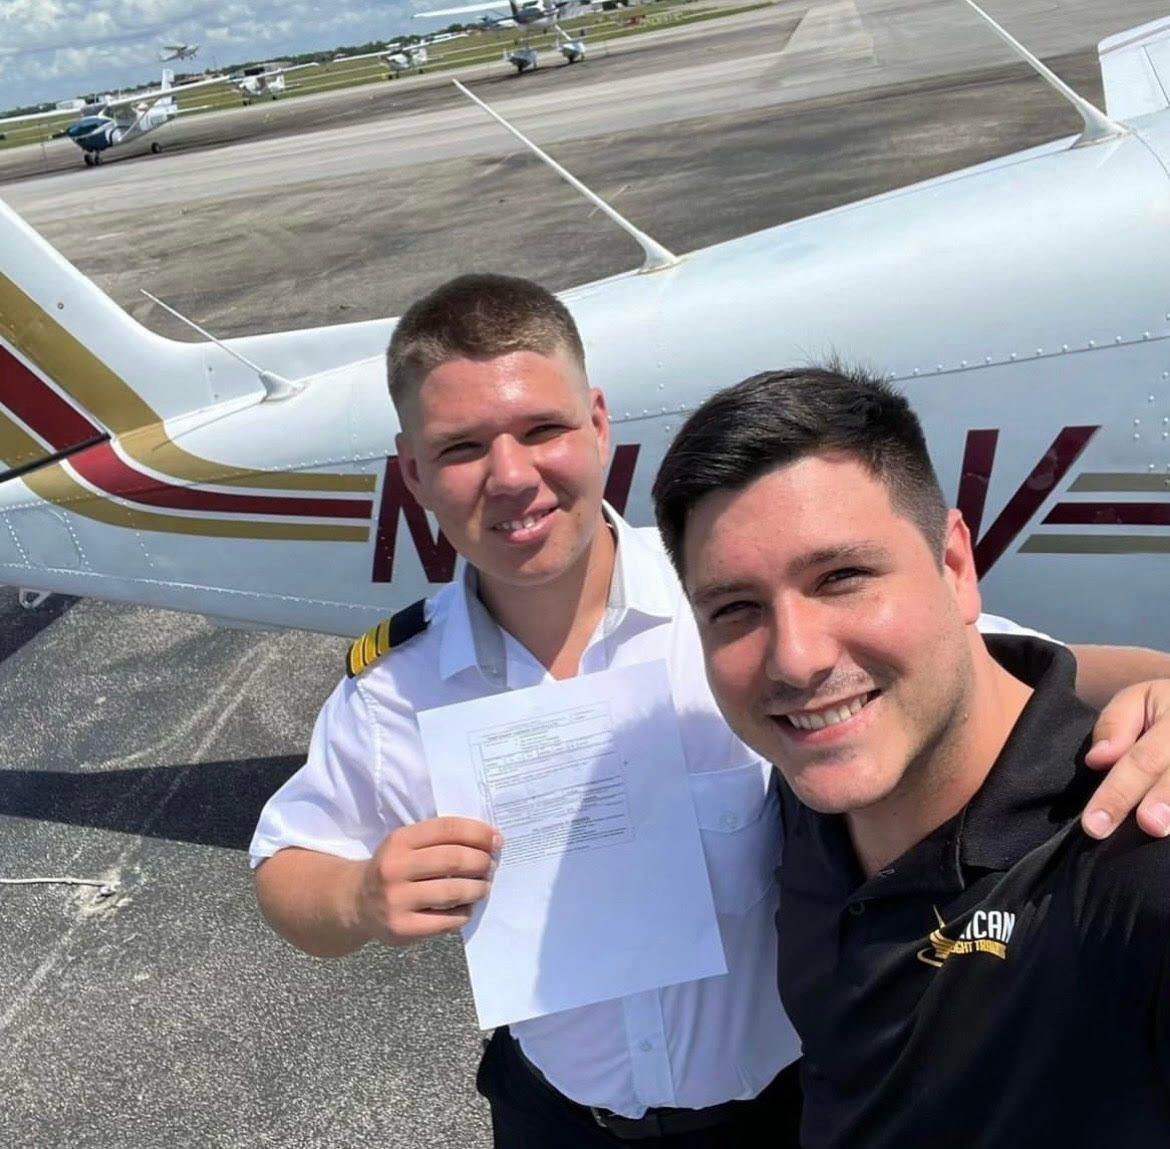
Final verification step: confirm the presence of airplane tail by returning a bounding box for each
[0,194,283,482]
[1099,17,1170,122]
[0,193,392,629]
[161,68,174,91]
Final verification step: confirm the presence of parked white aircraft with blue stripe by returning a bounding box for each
[0,69,231,167]
[0,5,1168,645]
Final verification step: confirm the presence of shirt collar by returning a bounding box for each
[958,635,1098,872]
[437,503,676,682]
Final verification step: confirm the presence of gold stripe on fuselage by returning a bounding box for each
[1069,473,1170,493]
[0,272,376,494]
[0,408,370,542]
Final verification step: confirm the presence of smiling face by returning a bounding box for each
[683,453,982,815]
[396,346,611,605]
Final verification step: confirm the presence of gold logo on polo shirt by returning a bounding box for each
[917,906,1016,968]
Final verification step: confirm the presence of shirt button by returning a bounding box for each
[719,812,739,830]
[638,1040,653,1053]
[848,902,866,917]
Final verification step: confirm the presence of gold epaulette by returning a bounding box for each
[345,598,429,679]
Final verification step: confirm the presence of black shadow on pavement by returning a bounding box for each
[0,755,303,851]
[0,589,78,665]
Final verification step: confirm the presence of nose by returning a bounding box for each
[484,435,540,497]
[764,595,840,690]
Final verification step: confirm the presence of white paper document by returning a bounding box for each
[417,660,726,1029]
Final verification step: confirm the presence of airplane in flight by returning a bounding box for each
[160,44,200,62]
[415,0,590,70]
[0,70,231,166]
[232,62,320,103]
[0,6,1167,646]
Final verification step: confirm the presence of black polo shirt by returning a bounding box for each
[777,636,1170,1148]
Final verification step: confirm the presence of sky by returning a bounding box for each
[0,0,437,110]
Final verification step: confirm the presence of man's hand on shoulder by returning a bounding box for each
[1081,680,1170,842]
[356,816,501,944]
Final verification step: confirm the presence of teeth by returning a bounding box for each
[785,694,869,732]
[496,513,543,532]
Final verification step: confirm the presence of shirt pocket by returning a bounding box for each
[689,759,782,915]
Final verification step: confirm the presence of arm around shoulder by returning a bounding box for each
[1066,645,1170,710]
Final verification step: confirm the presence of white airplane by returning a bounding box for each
[334,43,430,78]
[417,0,590,69]
[160,44,200,63]
[0,6,1167,647]
[233,62,320,103]
[0,70,230,166]
[417,0,590,31]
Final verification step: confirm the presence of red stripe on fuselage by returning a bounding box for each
[0,346,103,449]
[1044,502,1170,527]
[70,441,374,520]
[1,344,373,521]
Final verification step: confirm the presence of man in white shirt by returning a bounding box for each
[251,275,1170,1147]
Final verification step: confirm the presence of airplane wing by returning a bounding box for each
[0,107,79,128]
[414,1,511,17]
[231,62,320,83]
[101,74,233,111]
[1099,17,1170,121]
[333,49,402,64]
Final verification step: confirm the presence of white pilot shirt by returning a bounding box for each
[250,506,1048,1118]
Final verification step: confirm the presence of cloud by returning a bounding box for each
[0,0,419,109]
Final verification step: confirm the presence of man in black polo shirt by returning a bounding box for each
[651,366,1170,1147]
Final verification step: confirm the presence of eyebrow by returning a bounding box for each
[690,579,756,609]
[690,542,891,607]
[791,542,891,575]
[426,409,577,449]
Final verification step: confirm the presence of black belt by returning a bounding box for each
[511,1036,751,1141]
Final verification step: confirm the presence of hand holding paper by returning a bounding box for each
[356,816,499,944]
[418,660,726,1029]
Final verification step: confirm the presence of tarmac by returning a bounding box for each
[0,1,1166,1145]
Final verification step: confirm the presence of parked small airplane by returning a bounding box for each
[417,0,590,70]
[333,43,429,78]
[233,62,320,103]
[0,6,1168,646]
[0,69,230,166]
[160,44,199,63]
[417,0,591,31]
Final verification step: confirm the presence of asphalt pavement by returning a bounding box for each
[1,2,1165,1145]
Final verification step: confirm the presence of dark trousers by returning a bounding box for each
[476,1027,803,1148]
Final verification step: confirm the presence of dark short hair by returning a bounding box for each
[386,274,587,415]
[652,366,948,577]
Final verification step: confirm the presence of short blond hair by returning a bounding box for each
[387,274,587,416]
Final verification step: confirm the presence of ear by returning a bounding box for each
[395,431,430,510]
[942,508,982,624]
[590,387,611,469]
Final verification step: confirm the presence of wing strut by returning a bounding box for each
[452,80,679,272]
[139,290,303,402]
[958,0,1126,147]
